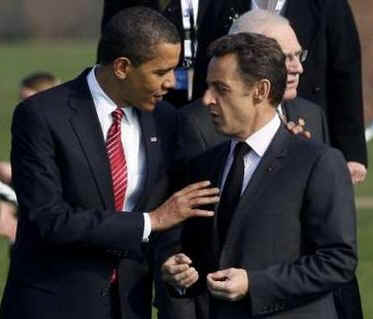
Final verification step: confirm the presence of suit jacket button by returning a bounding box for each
[312,87,321,94]
[101,286,110,297]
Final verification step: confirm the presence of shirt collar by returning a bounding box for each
[251,0,287,12]
[87,66,135,123]
[231,112,281,157]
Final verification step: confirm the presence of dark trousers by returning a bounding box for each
[334,276,363,319]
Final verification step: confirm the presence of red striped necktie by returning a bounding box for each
[106,107,128,211]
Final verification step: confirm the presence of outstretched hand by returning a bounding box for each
[150,181,219,231]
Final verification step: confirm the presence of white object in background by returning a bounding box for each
[365,121,373,142]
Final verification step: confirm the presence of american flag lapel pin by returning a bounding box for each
[150,136,158,143]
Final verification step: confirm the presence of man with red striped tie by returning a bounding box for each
[0,7,219,319]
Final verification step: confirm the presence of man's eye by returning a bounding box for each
[217,85,228,94]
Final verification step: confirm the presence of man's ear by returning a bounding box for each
[113,57,132,80]
[253,79,271,103]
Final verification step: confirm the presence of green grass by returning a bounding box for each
[0,41,372,318]
[0,40,97,159]
[358,208,373,319]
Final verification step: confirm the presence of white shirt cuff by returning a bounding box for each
[0,181,17,204]
[142,213,151,242]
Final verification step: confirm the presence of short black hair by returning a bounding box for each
[21,72,58,90]
[208,33,287,106]
[97,6,180,66]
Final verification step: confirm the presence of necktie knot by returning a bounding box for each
[111,108,125,124]
[234,142,251,159]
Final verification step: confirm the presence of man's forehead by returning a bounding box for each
[265,25,301,52]
[206,55,241,87]
[208,54,237,73]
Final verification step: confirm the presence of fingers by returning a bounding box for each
[161,254,198,288]
[286,118,311,139]
[207,271,231,300]
[347,161,367,184]
[174,253,193,265]
[206,268,249,301]
[190,209,215,218]
[172,267,199,288]
[176,180,213,196]
[150,181,220,231]
[207,269,231,292]
[188,186,220,200]
[162,254,191,272]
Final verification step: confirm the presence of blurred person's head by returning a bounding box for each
[96,6,181,112]
[203,32,287,140]
[229,9,305,101]
[20,72,60,100]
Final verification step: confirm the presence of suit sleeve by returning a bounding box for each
[326,0,367,166]
[11,101,144,253]
[246,148,357,316]
[320,106,330,145]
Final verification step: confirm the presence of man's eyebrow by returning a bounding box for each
[154,66,176,73]
[208,80,230,88]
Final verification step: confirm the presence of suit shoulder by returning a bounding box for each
[190,141,229,165]
[153,101,178,128]
[292,97,324,115]
[290,132,343,162]
[179,99,207,120]
[15,76,79,115]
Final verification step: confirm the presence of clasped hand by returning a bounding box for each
[162,253,249,301]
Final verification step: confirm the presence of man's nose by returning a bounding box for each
[287,56,303,75]
[164,71,176,89]
[202,88,215,106]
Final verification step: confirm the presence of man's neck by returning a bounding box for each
[95,65,125,107]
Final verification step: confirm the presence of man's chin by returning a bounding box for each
[283,89,297,101]
[135,101,157,112]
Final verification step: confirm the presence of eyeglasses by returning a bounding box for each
[285,49,308,63]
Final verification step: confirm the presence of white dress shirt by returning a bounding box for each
[87,67,151,240]
[251,0,287,13]
[221,114,281,195]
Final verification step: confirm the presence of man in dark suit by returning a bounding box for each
[191,0,367,184]
[162,32,357,319]
[177,9,329,162]
[176,10,362,319]
[0,7,220,319]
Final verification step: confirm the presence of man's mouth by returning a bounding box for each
[153,93,167,100]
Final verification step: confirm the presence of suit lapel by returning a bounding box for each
[68,71,115,210]
[240,126,288,203]
[208,143,232,263]
[220,126,290,263]
[133,110,159,211]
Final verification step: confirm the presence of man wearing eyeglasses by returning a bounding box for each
[177,10,329,162]
[191,0,367,186]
